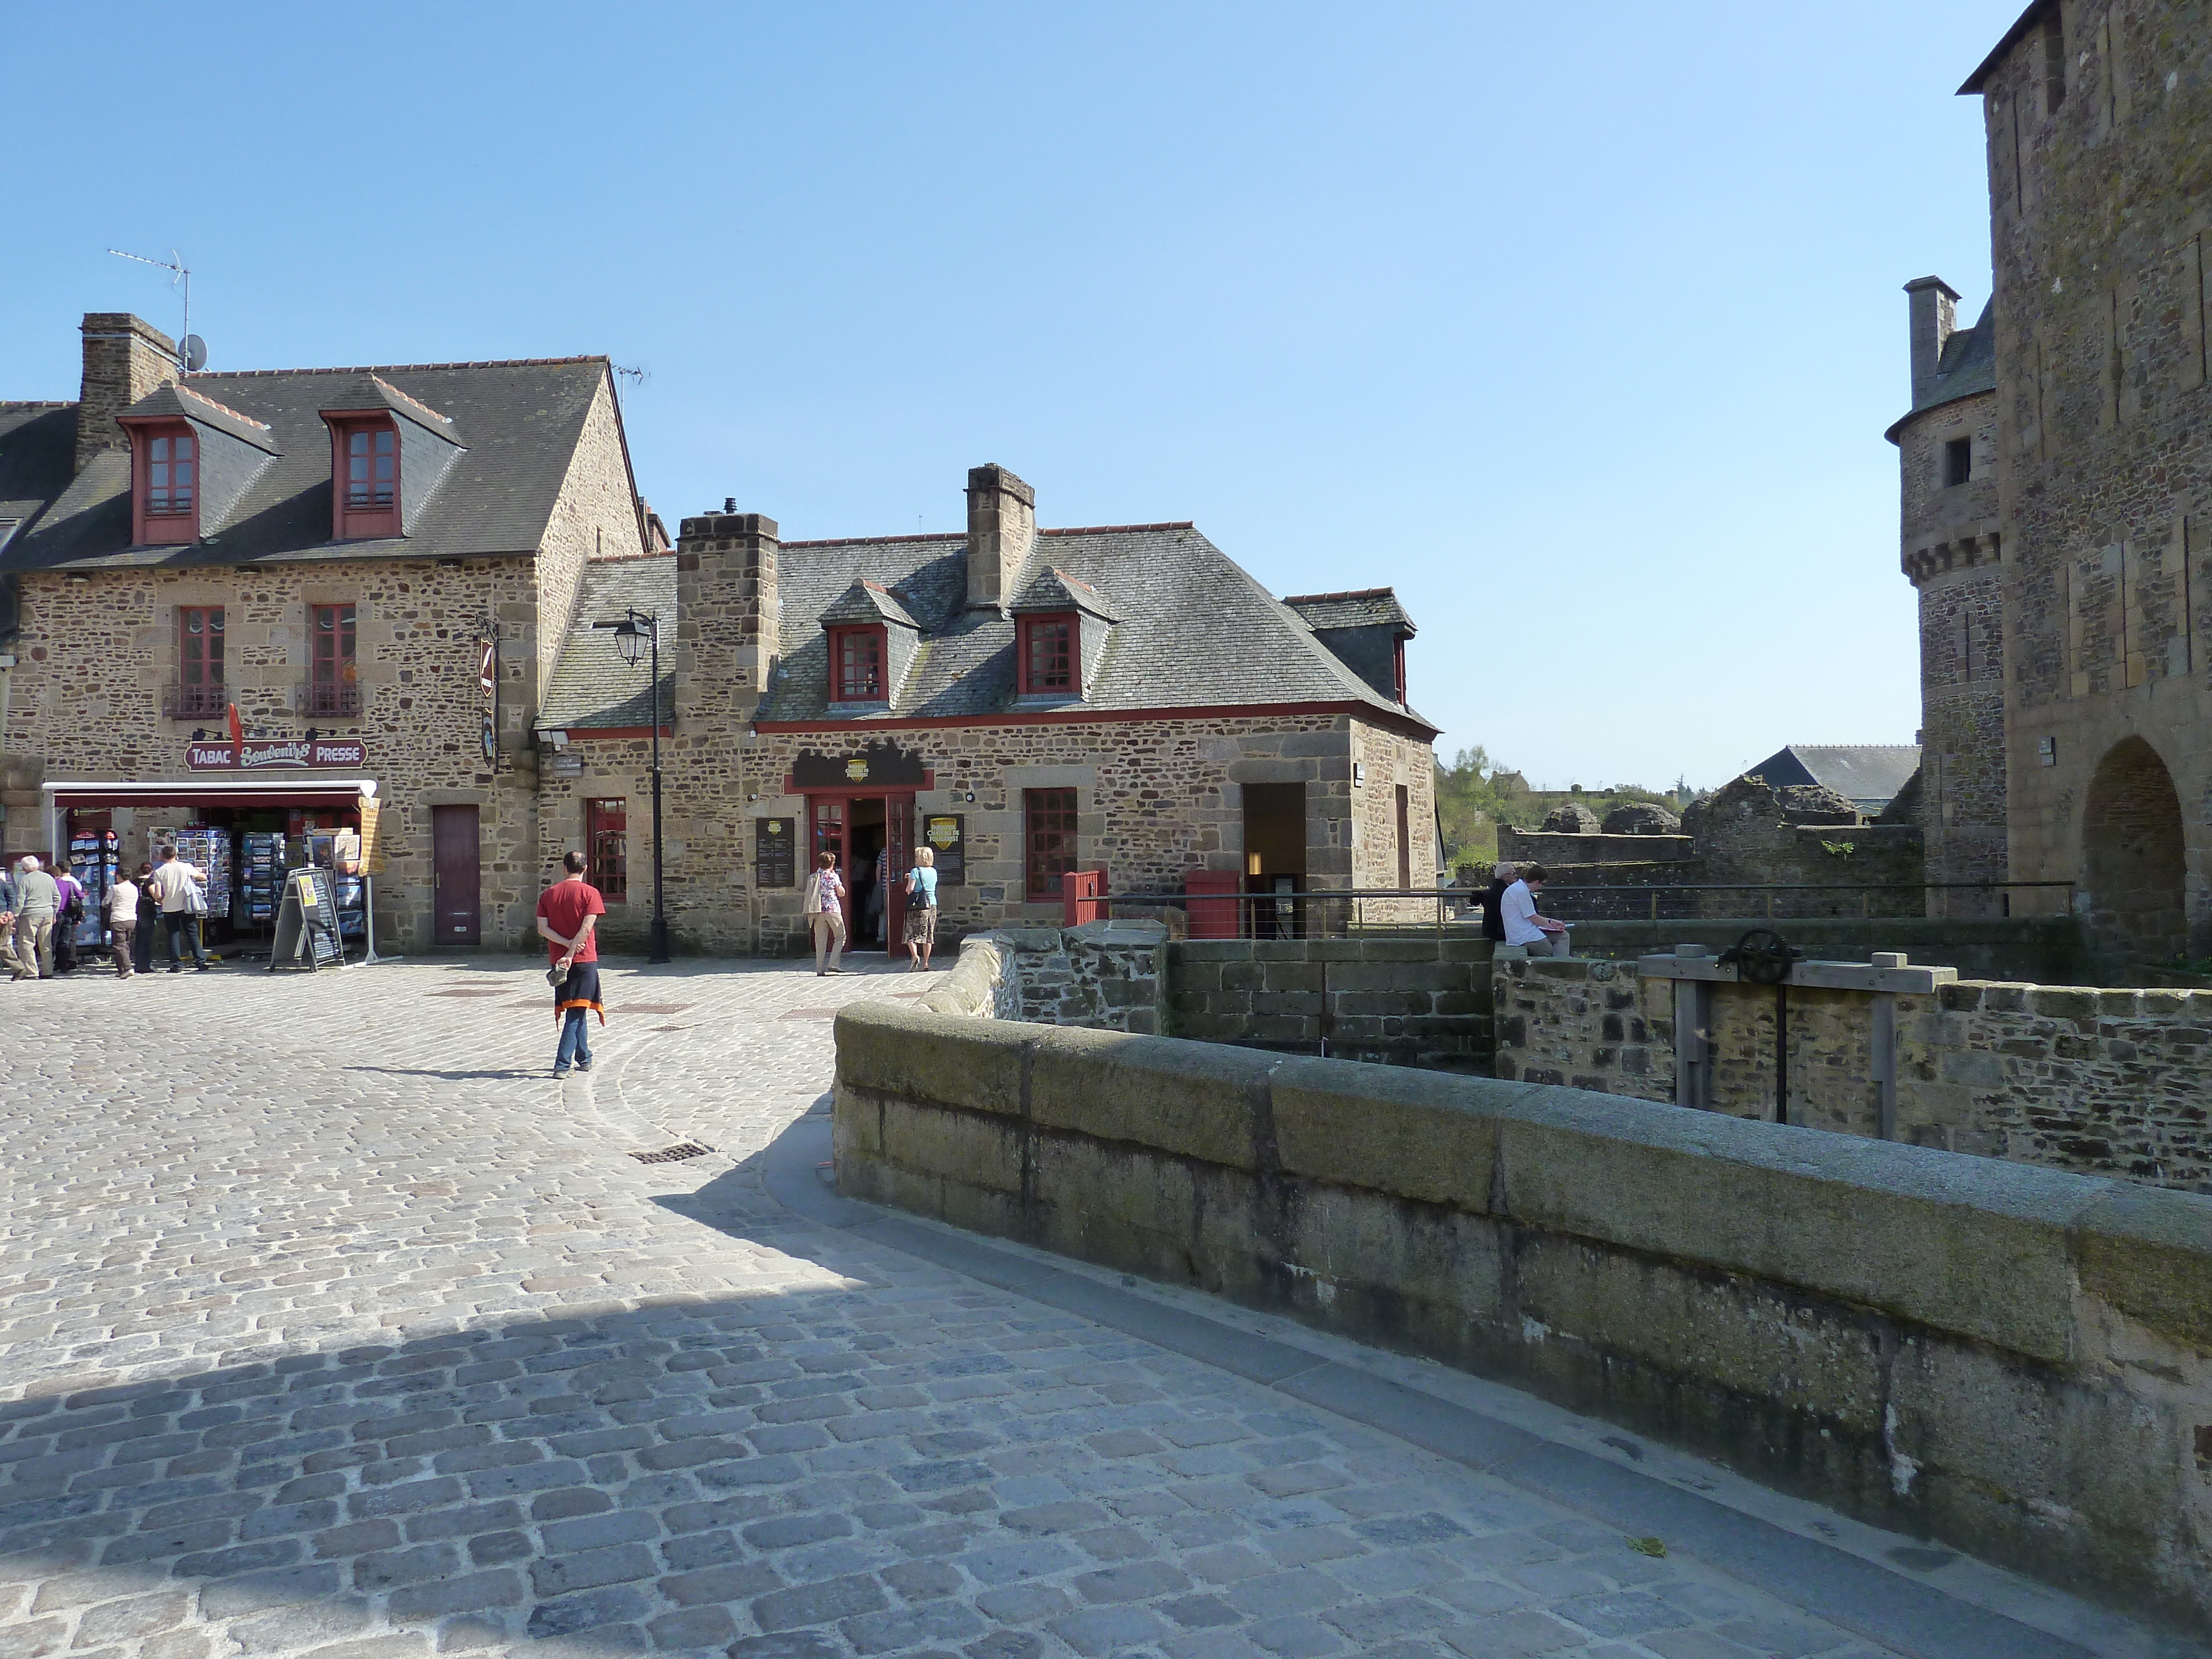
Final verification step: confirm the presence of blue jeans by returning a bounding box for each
[556,1009,594,1071]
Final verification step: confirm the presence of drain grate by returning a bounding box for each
[630,1143,714,1165]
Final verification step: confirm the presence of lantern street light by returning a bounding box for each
[595,608,669,963]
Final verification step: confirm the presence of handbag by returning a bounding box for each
[184,876,208,918]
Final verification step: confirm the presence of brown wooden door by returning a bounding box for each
[808,797,851,933]
[432,805,481,946]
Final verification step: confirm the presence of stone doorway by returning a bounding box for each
[2081,736,2188,965]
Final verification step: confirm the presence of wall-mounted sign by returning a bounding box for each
[755,817,796,888]
[547,753,584,779]
[924,813,965,886]
[791,738,928,789]
[185,738,369,771]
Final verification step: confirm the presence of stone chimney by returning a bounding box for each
[1903,276,1960,409]
[674,510,779,730]
[964,464,1035,611]
[76,313,179,475]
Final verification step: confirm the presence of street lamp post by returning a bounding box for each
[602,609,670,963]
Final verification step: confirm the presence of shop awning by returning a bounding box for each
[44,779,378,810]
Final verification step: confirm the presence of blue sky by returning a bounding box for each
[0,2,2021,790]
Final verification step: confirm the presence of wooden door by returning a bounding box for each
[432,805,481,946]
[886,796,913,947]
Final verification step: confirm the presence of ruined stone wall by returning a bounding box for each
[997,921,1165,1034]
[1166,934,1493,1070]
[4,559,546,953]
[1493,955,2212,1194]
[1977,4,2212,954]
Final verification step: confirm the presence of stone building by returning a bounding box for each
[0,312,649,952]
[1898,0,2212,963]
[1,317,1437,957]
[542,467,1440,954]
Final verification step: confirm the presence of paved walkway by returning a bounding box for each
[0,957,2195,1659]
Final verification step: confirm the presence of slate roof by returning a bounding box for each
[754,524,1433,729]
[0,405,77,535]
[539,555,678,732]
[1745,744,1922,812]
[1009,566,1121,622]
[0,357,613,572]
[1886,299,1995,439]
[819,580,920,629]
[1282,587,1415,635]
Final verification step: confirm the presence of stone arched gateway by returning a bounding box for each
[2081,735,2188,966]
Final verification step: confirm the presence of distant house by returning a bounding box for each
[1744,744,1921,814]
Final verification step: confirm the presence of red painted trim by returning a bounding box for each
[826,623,888,703]
[1018,612,1077,696]
[118,418,198,546]
[323,415,400,541]
[561,726,671,740]
[754,699,1439,741]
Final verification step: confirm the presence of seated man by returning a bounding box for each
[1500,863,1571,957]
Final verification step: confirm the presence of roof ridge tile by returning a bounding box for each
[187,356,607,380]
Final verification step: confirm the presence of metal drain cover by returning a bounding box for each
[630,1143,713,1164]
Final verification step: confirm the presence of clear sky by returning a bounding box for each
[0,2,2023,790]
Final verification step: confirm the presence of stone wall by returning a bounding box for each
[1563,915,2084,985]
[997,921,1165,1033]
[1493,954,2212,1194]
[833,1001,2212,1632]
[1166,934,1492,1069]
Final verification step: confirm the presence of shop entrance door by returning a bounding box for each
[808,793,918,952]
[432,805,481,947]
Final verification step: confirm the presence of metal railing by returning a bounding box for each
[162,682,227,719]
[1095,880,2078,938]
[300,680,363,717]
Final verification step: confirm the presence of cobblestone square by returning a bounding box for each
[0,959,2187,1659]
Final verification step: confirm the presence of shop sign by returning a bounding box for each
[185,738,369,770]
[924,813,965,886]
[791,738,928,789]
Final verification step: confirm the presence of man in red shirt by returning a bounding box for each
[535,851,607,1077]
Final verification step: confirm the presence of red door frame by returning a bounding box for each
[807,790,917,950]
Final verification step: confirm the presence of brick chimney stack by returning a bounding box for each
[1903,276,1960,409]
[964,463,1035,611]
[76,312,178,475]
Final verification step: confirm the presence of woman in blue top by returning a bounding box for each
[902,845,939,972]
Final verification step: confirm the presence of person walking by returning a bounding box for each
[147,845,211,972]
[802,851,847,976]
[902,845,940,972]
[51,859,84,975]
[535,851,607,1078]
[107,867,140,979]
[13,857,60,979]
[132,862,158,975]
[0,864,25,982]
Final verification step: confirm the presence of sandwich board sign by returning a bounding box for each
[269,868,346,972]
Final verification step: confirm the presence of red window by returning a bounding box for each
[345,426,396,509]
[310,604,359,716]
[1024,787,1078,902]
[587,799,628,902]
[1021,616,1074,695]
[1393,638,1407,704]
[176,606,224,716]
[147,431,195,516]
[830,626,885,701]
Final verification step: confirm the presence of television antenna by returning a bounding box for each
[613,364,649,390]
[106,247,202,371]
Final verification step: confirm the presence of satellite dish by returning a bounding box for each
[181,335,207,372]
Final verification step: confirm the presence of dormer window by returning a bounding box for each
[148,432,195,516]
[830,625,886,702]
[330,418,400,540]
[1020,615,1075,696]
[1394,638,1407,705]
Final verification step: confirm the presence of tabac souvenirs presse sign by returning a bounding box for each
[185,738,369,771]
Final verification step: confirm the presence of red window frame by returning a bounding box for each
[1020,614,1076,695]
[312,604,357,686]
[828,625,886,702]
[1024,787,1078,902]
[127,421,199,545]
[587,799,628,902]
[177,606,225,715]
[1393,638,1407,704]
[328,417,400,539]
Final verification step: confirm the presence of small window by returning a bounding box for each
[1393,638,1408,704]
[177,606,225,716]
[832,627,884,701]
[1395,785,1412,890]
[1944,437,1973,487]
[587,799,628,902]
[1024,787,1078,902]
[1022,617,1074,694]
[310,604,359,716]
[147,430,196,516]
[346,426,396,509]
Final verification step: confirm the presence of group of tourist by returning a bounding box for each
[0,846,213,982]
[797,847,938,976]
[1480,859,1571,956]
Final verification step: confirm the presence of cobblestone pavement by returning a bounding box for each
[0,957,2188,1659]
